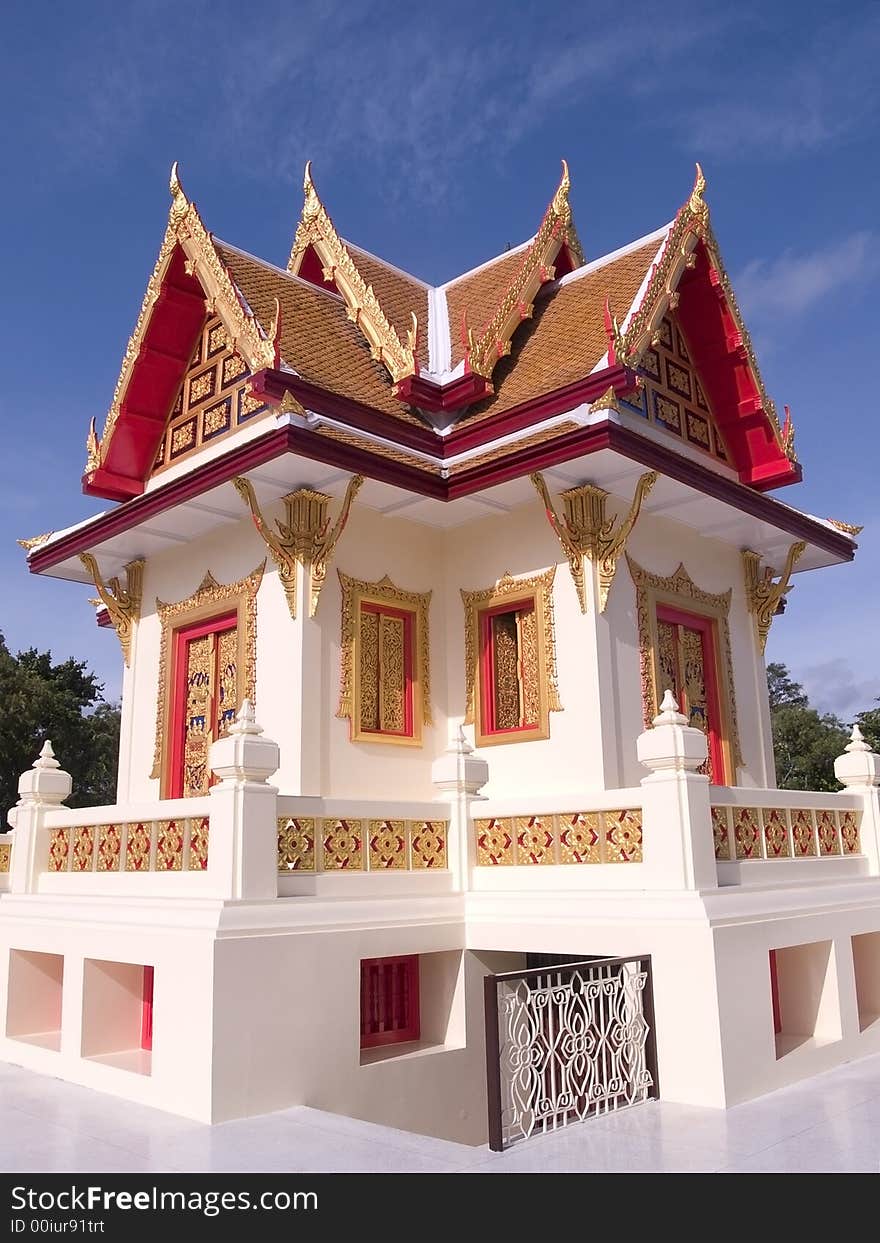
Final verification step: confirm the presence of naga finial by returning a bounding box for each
[169,161,188,220]
[552,159,572,225]
[603,297,627,367]
[85,417,101,473]
[688,162,708,223]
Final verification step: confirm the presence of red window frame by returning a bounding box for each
[359,600,415,738]
[478,598,537,737]
[167,611,238,798]
[656,603,728,784]
[360,954,420,1049]
[141,965,154,1052]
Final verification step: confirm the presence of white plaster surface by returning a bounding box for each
[0,1052,879,1172]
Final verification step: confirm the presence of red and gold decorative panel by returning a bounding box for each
[321,818,364,869]
[620,311,731,465]
[761,808,790,859]
[96,824,122,872]
[156,819,185,871]
[48,828,70,872]
[277,817,315,872]
[840,810,861,855]
[515,815,554,866]
[711,806,731,861]
[558,812,602,864]
[816,810,841,857]
[0,843,9,873]
[188,816,210,870]
[733,807,761,859]
[152,315,269,475]
[125,821,152,871]
[181,632,213,798]
[605,809,643,864]
[368,820,407,870]
[71,826,95,872]
[475,818,514,866]
[409,821,447,869]
[791,809,817,858]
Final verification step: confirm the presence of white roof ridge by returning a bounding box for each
[438,237,534,292]
[342,238,432,289]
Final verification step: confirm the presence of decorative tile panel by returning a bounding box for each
[125,821,152,871]
[761,808,790,858]
[368,819,407,870]
[96,823,122,872]
[733,807,761,859]
[558,812,602,864]
[321,818,364,870]
[71,826,95,872]
[277,817,315,872]
[188,816,210,870]
[790,809,817,858]
[816,810,841,856]
[0,843,10,872]
[156,819,185,871]
[48,828,70,872]
[840,810,861,855]
[711,806,731,861]
[475,818,515,866]
[515,815,555,865]
[605,809,643,864]
[409,821,447,869]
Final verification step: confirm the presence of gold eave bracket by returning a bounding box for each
[742,542,806,653]
[79,555,145,665]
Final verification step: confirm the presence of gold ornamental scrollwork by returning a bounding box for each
[826,517,864,537]
[17,531,54,552]
[232,474,363,618]
[461,567,562,734]
[626,555,742,774]
[150,562,265,784]
[78,555,145,666]
[742,542,806,654]
[336,572,432,744]
[531,471,657,612]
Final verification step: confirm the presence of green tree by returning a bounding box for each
[856,701,880,753]
[766,662,848,791]
[0,633,120,815]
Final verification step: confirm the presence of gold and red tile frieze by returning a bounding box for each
[46,818,210,873]
[711,805,861,861]
[277,817,448,872]
[474,809,643,866]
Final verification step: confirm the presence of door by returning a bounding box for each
[167,612,239,797]
[656,605,727,783]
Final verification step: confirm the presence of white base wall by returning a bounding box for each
[3,884,880,1138]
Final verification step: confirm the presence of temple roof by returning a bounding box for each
[79,161,800,506]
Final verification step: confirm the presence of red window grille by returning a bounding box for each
[141,965,154,1052]
[360,955,420,1048]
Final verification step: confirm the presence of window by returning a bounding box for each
[360,955,420,1048]
[168,612,239,797]
[462,569,561,748]
[357,602,415,739]
[655,604,727,783]
[337,573,432,746]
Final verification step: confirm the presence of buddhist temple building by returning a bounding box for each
[1,159,878,1148]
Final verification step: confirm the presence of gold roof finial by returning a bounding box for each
[169,161,188,221]
[688,162,708,222]
[551,159,572,227]
[85,417,101,474]
[302,159,320,221]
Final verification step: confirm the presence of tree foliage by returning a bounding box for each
[0,633,120,815]
[766,662,849,792]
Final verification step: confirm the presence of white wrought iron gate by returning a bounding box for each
[484,955,658,1150]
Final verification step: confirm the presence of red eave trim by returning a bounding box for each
[32,416,852,576]
[393,371,490,413]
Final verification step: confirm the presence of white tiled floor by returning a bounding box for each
[2,1054,880,1172]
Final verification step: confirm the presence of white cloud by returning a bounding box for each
[799,659,880,722]
[735,232,879,320]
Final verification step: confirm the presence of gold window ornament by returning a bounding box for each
[461,568,561,747]
[337,573,432,746]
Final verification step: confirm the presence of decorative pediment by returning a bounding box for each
[83,165,281,501]
[287,163,417,385]
[465,161,584,381]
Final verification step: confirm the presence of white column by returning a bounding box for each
[834,725,880,874]
[208,700,280,900]
[636,691,717,890]
[431,726,489,892]
[7,742,72,894]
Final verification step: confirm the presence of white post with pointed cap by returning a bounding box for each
[834,724,880,874]
[636,690,717,890]
[431,724,489,891]
[207,700,280,900]
[7,742,73,894]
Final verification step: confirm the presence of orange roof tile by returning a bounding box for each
[344,243,430,371]
[444,245,532,368]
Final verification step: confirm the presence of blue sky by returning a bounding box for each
[1,0,878,718]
